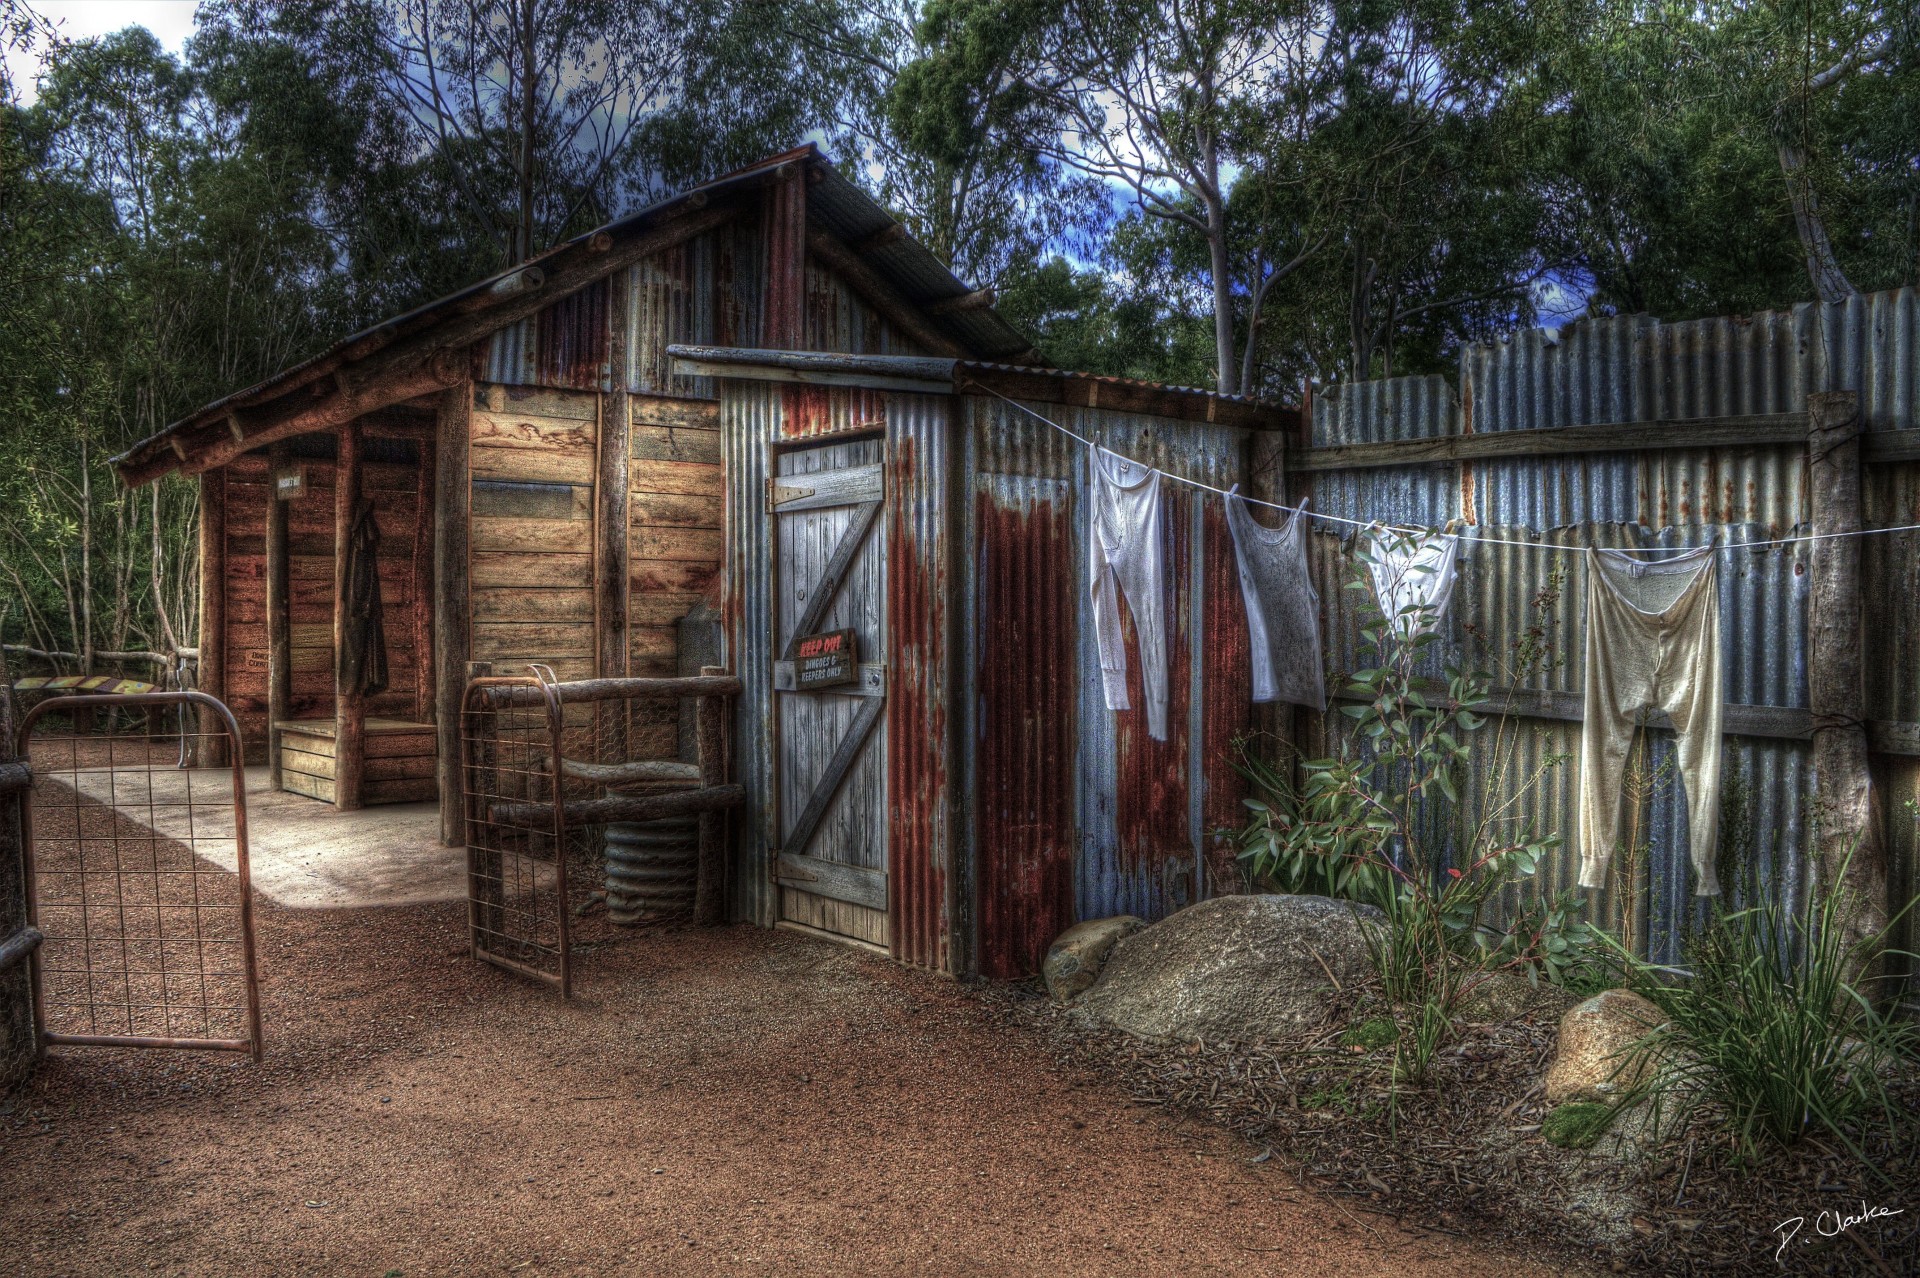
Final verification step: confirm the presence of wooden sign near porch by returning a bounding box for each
[272,466,308,500]
[795,628,857,690]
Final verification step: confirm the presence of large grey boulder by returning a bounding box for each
[1076,894,1384,1044]
[1545,989,1668,1104]
[1042,916,1144,1002]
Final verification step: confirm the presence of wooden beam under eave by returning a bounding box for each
[805,227,968,359]
[926,288,995,316]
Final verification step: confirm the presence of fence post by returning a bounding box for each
[333,420,365,812]
[693,665,728,926]
[0,681,39,1088]
[197,470,227,767]
[434,379,472,846]
[266,441,291,789]
[1806,389,1888,963]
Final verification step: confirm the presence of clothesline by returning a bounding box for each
[981,388,1920,555]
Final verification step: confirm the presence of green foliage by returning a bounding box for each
[1233,532,1592,1003]
[1338,1016,1398,1053]
[1607,870,1919,1162]
[1541,1101,1614,1150]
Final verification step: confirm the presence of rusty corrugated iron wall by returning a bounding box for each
[965,397,1251,976]
[485,219,773,398]
[886,393,958,972]
[1307,287,1918,966]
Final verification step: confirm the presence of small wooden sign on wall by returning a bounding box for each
[795,628,858,690]
[273,466,308,500]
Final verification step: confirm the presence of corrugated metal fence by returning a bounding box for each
[1301,288,1919,971]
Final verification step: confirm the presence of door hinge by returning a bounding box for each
[767,478,816,510]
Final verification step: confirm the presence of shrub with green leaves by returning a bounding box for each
[1230,531,1596,1006]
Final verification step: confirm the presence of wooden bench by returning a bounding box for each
[275,718,437,805]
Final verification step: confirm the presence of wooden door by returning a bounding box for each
[770,441,888,948]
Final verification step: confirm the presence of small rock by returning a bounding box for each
[1545,988,1667,1104]
[1042,916,1144,1001]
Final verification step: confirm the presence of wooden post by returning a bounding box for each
[197,471,227,767]
[1807,390,1889,962]
[265,443,292,787]
[333,420,365,811]
[694,664,728,925]
[597,264,632,764]
[434,378,473,845]
[412,437,436,726]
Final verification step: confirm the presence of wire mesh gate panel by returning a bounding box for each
[16,692,261,1058]
[461,673,573,996]
[461,670,743,997]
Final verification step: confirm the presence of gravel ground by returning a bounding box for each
[0,893,1587,1277]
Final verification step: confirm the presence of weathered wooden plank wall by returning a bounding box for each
[469,384,600,686]
[221,447,427,762]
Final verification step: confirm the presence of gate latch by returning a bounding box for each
[768,479,816,510]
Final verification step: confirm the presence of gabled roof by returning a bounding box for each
[113,144,1039,486]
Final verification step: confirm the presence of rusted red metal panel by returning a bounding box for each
[535,277,610,389]
[1112,483,1196,908]
[1200,500,1252,887]
[972,482,1077,978]
[885,403,952,972]
[778,383,887,441]
[764,166,806,351]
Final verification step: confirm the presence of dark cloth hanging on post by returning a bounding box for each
[340,498,388,695]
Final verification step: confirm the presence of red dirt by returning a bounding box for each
[1,898,1588,1277]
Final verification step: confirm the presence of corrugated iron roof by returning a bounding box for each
[113,145,1039,484]
[664,345,1298,431]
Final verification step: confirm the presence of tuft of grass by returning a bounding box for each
[1541,1101,1613,1149]
[1609,864,1918,1164]
[1302,1081,1355,1114]
[1339,1016,1398,1052]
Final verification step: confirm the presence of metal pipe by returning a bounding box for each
[0,926,42,974]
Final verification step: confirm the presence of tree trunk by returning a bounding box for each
[1348,252,1379,380]
[1779,142,1858,304]
[1207,200,1237,396]
[515,0,537,266]
[1806,391,1888,975]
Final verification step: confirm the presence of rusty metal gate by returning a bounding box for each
[16,691,261,1059]
[459,668,744,997]
[460,670,573,996]
[769,440,890,949]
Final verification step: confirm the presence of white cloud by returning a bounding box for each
[5,1,201,105]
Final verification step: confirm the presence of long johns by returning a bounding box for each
[1089,445,1169,741]
[1578,545,1724,896]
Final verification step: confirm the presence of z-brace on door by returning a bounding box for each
[769,441,889,949]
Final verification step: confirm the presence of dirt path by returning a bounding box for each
[2,899,1583,1277]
